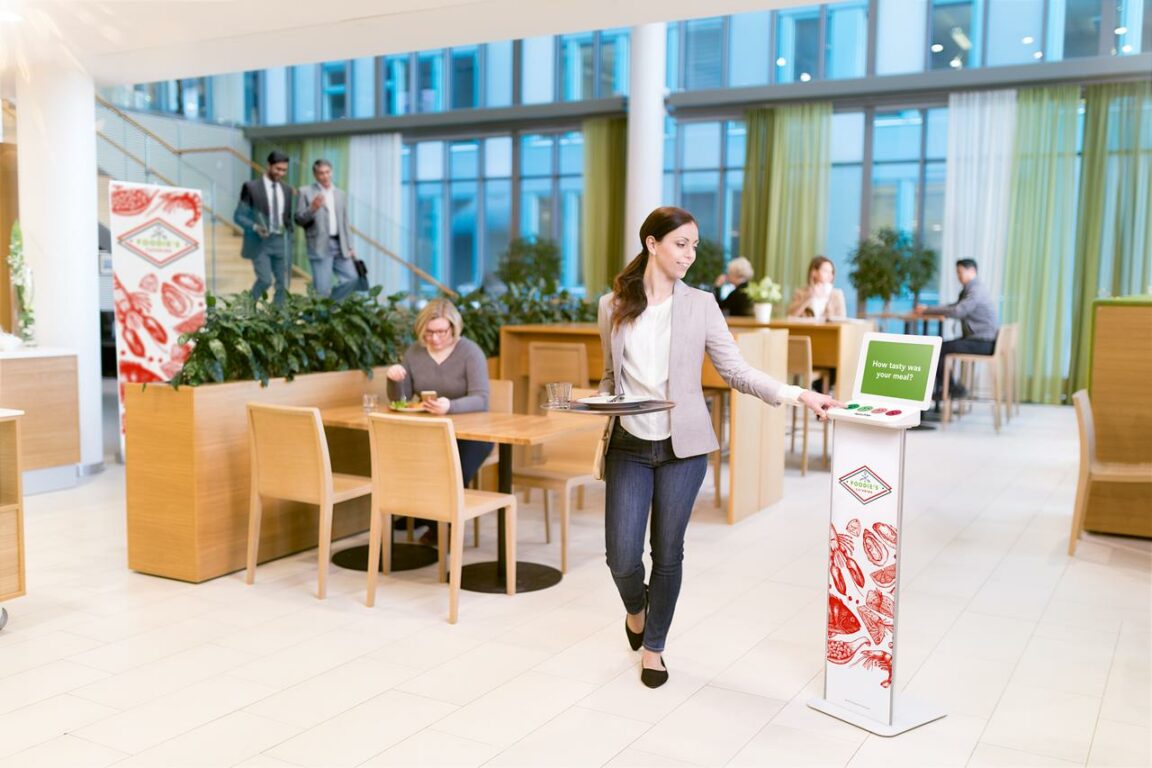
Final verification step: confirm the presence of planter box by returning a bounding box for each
[125,369,388,582]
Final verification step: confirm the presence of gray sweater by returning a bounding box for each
[387,337,489,413]
[922,277,1000,341]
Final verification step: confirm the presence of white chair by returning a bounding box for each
[1068,390,1152,555]
[365,412,517,623]
[245,403,372,599]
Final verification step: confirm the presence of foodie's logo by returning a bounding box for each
[838,466,892,505]
[118,218,198,268]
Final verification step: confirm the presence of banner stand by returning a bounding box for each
[807,332,947,737]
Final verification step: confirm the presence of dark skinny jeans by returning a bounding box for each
[603,422,708,653]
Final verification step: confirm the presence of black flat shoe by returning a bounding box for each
[641,656,668,688]
[625,587,648,651]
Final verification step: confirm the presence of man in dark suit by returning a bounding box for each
[235,150,294,304]
[294,159,358,301]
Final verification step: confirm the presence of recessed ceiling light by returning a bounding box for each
[776,57,787,67]
[799,72,811,82]
[950,27,972,51]
[930,43,944,53]
[1121,44,1133,53]
[1021,36,1034,45]
[1114,26,1128,35]
[949,56,963,69]
[1033,51,1044,59]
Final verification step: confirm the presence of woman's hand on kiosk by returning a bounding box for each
[799,390,843,421]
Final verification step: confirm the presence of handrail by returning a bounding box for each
[95,95,456,296]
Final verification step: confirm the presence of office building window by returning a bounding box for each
[243,71,262,125]
[383,55,410,115]
[521,36,556,104]
[351,58,376,118]
[684,18,725,90]
[560,33,595,101]
[1063,0,1104,58]
[828,112,865,317]
[292,65,318,123]
[876,0,928,74]
[451,47,480,109]
[987,0,1046,65]
[666,119,744,257]
[600,28,630,96]
[486,42,514,107]
[777,6,822,83]
[417,51,444,112]
[826,1,868,79]
[320,62,348,121]
[930,0,981,70]
[729,12,772,87]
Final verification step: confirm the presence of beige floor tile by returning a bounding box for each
[982,683,1101,764]
[846,713,986,767]
[1088,719,1152,768]
[728,723,860,768]
[361,729,500,767]
[0,735,127,768]
[0,694,119,761]
[112,711,299,767]
[485,705,650,768]
[966,742,1083,767]
[0,661,111,717]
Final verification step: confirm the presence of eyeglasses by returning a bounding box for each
[423,327,452,338]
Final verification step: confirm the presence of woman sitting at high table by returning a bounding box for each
[788,255,847,321]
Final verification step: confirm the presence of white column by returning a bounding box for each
[16,60,103,471]
[623,22,667,267]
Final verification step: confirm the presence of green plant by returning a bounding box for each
[169,287,413,387]
[682,238,725,289]
[6,221,35,344]
[744,275,783,304]
[457,283,596,358]
[903,239,938,307]
[849,227,907,314]
[495,237,562,294]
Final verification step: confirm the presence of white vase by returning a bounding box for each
[753,303,772,323]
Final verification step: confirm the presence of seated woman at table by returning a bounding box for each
[385,299,492,540]
[787,256,847,321]
[712,257,755,317]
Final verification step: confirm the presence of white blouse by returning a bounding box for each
[619,296,673,440]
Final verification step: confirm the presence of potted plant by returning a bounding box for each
[848,227,907,317]
[903,238,938,308]
[682,238,725,290]
[744,275,783,322]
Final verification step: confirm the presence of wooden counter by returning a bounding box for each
[0,409,25,603]
[0,348,79,471]
[1085,297,1152,537]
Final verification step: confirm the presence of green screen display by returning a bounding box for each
[860,340,935,401]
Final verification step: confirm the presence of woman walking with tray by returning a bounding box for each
[598,206,840,688]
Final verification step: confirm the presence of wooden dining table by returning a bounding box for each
[321,406,595,593]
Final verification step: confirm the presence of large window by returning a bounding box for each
[828,112,865,317]
[665,119,745,258]
[521,132,585,287]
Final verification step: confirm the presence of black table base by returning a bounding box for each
[459,561,562,593]
[332,542,438,572]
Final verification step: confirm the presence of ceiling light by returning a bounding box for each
[1121,44,1133,53]
[930,43,944,53]
[950,27,972,51]
[799,72,811,82]
[1114,26,1128,35]
[1021,36,1034,45]
[949,56,963,69]
[1033,51,1044,59]
[776,57,787,67]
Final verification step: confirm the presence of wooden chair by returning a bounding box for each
[470,379,512,546]
[1068,390,1152,555]
[786,336,828,475]
[942,322,1018,432]
[704,388,726,507]
[245,403,372,599]
[526,342,589,411]
[365,412,517,623]
[512,388,603,572]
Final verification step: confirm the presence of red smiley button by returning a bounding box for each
[886,409,902,416]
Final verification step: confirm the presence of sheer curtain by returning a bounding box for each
[741,103,831,296]
[941,89,1016,312]
[349,133,404,294]
[1002,86,1081,403]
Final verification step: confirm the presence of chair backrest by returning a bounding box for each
[367,413,464,523]
[786,336,813,384]
[489,379,513,415]
[247,403,332,504]
[527,342,589,411]
[994,322,1019,359]
[1072,389,1096,468]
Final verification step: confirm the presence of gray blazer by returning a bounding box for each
[294,183,352,260]
[598,280,789,458]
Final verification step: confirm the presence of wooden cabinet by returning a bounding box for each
[1085,297,1152,537]
[0,349,79,471]
[0,409,25,603]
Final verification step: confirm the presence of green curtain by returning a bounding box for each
[1002,86,1081,404]
[252,137,351,273]
[1067,81,1152,395]
[740,103,831,297]
[580,116,627,298]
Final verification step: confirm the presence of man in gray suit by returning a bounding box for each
[294,159,358,301]
[915,258,1001,399]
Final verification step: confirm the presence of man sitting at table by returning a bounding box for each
[914,258,1000,400]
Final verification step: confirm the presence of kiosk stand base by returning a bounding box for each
[808,695,946,737]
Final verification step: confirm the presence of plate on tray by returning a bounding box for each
[576,395,652,410]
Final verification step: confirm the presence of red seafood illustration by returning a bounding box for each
[827,637,869,665]
[171,272,205,295]
[828,595,862,637]
[866,589,894,619]
[846,518,861,536]
[111,186,158,216]
[139,273,159,293]
[858,605,892,644]
[829,523,867,595]
[871,563,897,588]
[873,521,898,546]
[173,310,206,336]
[853,650,894,687]
[152,191,203,227]
[862,528,888,565]
[118,360,163,384]
[161,282,192,318]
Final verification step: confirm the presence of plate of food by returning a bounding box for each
[575,394,653,410]
[389,399,426,413]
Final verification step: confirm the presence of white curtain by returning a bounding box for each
[941,90,1017,319]
[349,133,405,295]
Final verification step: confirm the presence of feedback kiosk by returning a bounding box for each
[808,332,945,736]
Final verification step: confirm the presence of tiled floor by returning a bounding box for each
[1,404,1149,767]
